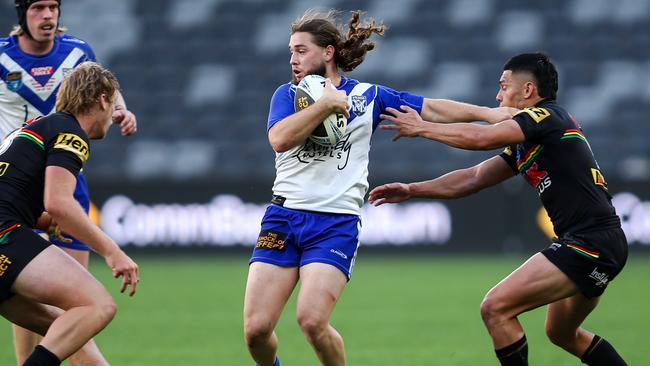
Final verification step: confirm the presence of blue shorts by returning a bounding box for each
[35,171,91,251]
[250,204,361,279]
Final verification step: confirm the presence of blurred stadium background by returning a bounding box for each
[1,0,649,364]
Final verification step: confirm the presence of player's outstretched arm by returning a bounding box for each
[369,156,514,206]
[112,91,138,136]
[268,79,349,152]
[380,105,525,150]
[421,98,518,124]
[44,166,140,296]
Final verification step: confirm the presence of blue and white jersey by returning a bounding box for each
[267,76,423,215]
[0,34,96,137]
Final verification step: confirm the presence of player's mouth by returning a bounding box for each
[293,69,302,79]
[39,23,55,35]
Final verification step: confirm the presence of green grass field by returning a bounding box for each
[1,253,648,365]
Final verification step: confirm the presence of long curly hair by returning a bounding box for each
[291,9,386,72]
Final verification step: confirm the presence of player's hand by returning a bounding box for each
[112,109,138,136]
[368,182,412,206]
[48,225,73,244]
[105,249,140,296]
[379,105,425,141]
[320,79,350,118]
[485,107,519,124]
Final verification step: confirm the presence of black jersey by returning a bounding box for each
[0,112,89,228]
[500,100,619,236]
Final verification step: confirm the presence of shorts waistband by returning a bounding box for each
[271,195,286,207]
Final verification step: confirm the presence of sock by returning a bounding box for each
[581,335,627,366]
[495,335,528,366]
[256,356,280,366]
[22,345,61,366]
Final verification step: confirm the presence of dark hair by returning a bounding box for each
[503,52,558,100]
[291,9,386,72]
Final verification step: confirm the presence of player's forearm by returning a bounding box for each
[415,122,494,150]
[46,198,120,257]
[421,99,514,124]
[268,101,333,152]
[114,90,127,111]
[409,168,481,199]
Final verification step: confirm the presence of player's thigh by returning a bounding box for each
[485,253,580,316]
[546,293,599,335]
[12,245,110,311]
[296,263,347,319]
[60,246,90,268]
[244,262,299,325]
[0,294,62,335]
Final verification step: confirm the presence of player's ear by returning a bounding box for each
[523,81,536,99]
[98,93,108,111]
[323,44,335,62]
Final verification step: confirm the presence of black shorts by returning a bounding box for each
[541,227,628,298]
[0,225,51,303]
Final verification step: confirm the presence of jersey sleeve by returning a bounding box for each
[499,145,519,174]
[512,107,555,142]
[43,119,90,176]
[61,34,97,62]
[267,84,295,130]
[374,85,424,129]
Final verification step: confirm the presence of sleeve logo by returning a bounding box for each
[591,168,608,189]
[518,107,551,123]
[53,133,89,163]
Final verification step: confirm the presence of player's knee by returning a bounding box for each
[480,293,507,326]
[243,317,274,346]
[545,324,574,348]
[296,311,327,341]
[91,295,117,326]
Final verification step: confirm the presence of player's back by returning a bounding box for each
[0,113,89,228]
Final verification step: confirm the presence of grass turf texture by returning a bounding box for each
[0,254,647,365]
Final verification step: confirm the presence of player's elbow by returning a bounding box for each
[43,196,70,220]
[268,128,293,153]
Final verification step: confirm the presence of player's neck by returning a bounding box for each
[519,96,546,109]
[17,35,55,56]
[326,73,342,87]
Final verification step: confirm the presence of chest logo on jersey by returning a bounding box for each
[523,162,552,194]
[293,132,352,170]
[351,95,367,116]
[54,133,89,163]
[30,66,54,77]
[6,71,23,92]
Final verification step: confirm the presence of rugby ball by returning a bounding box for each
[294,74,347,146]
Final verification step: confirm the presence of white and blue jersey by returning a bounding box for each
[0,34,95,251]
[267,76,424,215]
[251,76,423,278]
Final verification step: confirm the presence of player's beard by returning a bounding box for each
[291,62,327,85]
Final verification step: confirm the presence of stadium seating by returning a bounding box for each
[1,0,648,183]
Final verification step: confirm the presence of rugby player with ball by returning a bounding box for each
[243,9,514,366]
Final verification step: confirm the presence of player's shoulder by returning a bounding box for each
[0,36,17,54]
[30,112,85,138]
[340,76,377,97]
[272,82,296,99]
[515,100,565,124]
[59,33,95,57]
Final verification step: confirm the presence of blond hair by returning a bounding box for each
[55,62,120,115]
[10,25,67,36]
